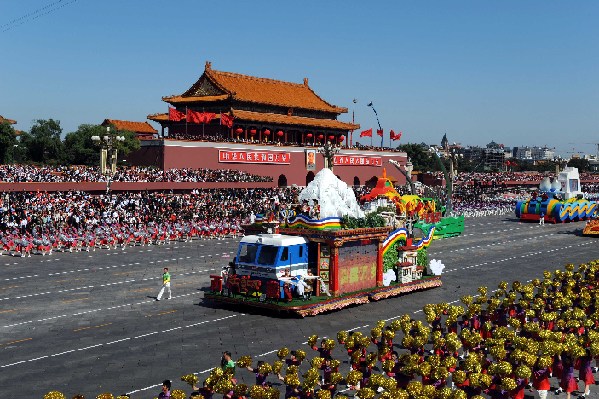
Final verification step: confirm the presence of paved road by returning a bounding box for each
[1,215,598,398]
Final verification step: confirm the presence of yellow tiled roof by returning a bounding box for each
[171,62,347,114]
[0,115,17,125]
[102,119,157,134]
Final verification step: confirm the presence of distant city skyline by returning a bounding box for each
[1,1,597,158]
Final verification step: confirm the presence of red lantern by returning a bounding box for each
[339,136,345,142]
[306,133,313,138]
[250,129,257,135]
[317,134,324,140]
[328,135,335,141]
[264,129,271,136]
[277,130,284,137]
[235,128,243,134]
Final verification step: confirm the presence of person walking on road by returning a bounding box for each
[156,267,171,301]
[539,211,545,225]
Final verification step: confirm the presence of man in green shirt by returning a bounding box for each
[156,267,171,301]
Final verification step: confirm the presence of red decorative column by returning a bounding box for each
[330,241,341,296]
[376,238,384,287]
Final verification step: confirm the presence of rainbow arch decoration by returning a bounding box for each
[254,214,342,230]
[382,225,435,256]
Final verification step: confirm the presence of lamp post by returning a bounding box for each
[367,101,383,148]
[429,145,461,217]
[318,140,341,171]
[92,126,125,192]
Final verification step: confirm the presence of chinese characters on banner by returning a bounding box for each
[218,150,291,164]
[333,155,382,166]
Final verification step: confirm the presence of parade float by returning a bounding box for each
[583,218,599,236]
[360,169,464,239]
[205,168,443,317]
[515,167,598,223]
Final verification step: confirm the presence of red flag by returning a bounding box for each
[187,109,203,124]
[360,128,372,137]
[376,129,383,137]
[169,107,186,122]
[220,113,234,128]
[390,130,402,141]
[187,110,216,124]
[202,112,216,124]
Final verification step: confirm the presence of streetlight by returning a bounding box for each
[92,126,125,192]
[367,101,383,147]
[318,140,341,171]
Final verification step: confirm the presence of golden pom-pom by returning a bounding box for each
[308,335,319,347]
[515,365,532,379]
[406,381,423,397]
[383,329,395,341]
[233,384,248,396]
[171,390,187,399]
[461,295,473,306]
[377,320,386,329]
[44,392,66,399]
[371,327,383,339]
[346,370,363,386]
[258,362,273,375]
[181,373,199,387]
[317,389,332,399]
[250,384,266,399]
[265,387,280,399]
[236,355,253,369]
[436,387,453,399]
[323,338,336,350]
[337,331,349,344]
[214,377,234,394]
[96,394,114,399]
[501,377,517,391]
[471,396,486,399]
[210,367,223,379]
[295,349,307,361]
[330,372,343,384]
[277,347,290,360]
[389,320,402,332]
[330,359,341,370]
[452,370,467,384]
[383,376,397,391]
[311,357,325,369]
[273,360,284,374]
[383,359,395,373]
[451,389,467,399]
[116,396,131,399]
[357,388,376,399]
[422,384,436,397]
[284,374,300,386]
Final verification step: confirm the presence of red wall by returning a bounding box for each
[128,141,408,187]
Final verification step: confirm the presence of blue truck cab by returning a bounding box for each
[234,234,309,280]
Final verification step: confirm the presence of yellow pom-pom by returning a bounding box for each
[357,388,376,399]
[273,360,284,374]
[452,370,467,384]
[406,381,423,397]
[323,338,336,350]
[317,389,332,399]
[44,392,66,399]
[277,347,290,360]
[171,390,187,399]
[96,394,114,399]
[308,335,319,347]
[501,377,517,391]
[236,355,253,368]
[346,370,363,386]
[311,357,325,369]
[337,331,349,344]
[181,373,199,387]
[233,384,248,396]
[258,362,273,375]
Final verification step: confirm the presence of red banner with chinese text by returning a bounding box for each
[218,150,291,164]
[333,155,382,166]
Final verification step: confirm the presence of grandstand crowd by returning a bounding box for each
[0,165,272,183]
[0,164,597,257]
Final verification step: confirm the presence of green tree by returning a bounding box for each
[63,124,104,165]
[113,128,141,158]
[396,143,436,171]
[20,119,64,164]
[567,158,590,172]
[0,122,18,163]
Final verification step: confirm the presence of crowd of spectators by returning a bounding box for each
[429,171,599,185]
[0,165,273,183]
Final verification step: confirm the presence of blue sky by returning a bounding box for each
[1,0,598,157]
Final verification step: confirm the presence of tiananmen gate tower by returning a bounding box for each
[131,61,407,187]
